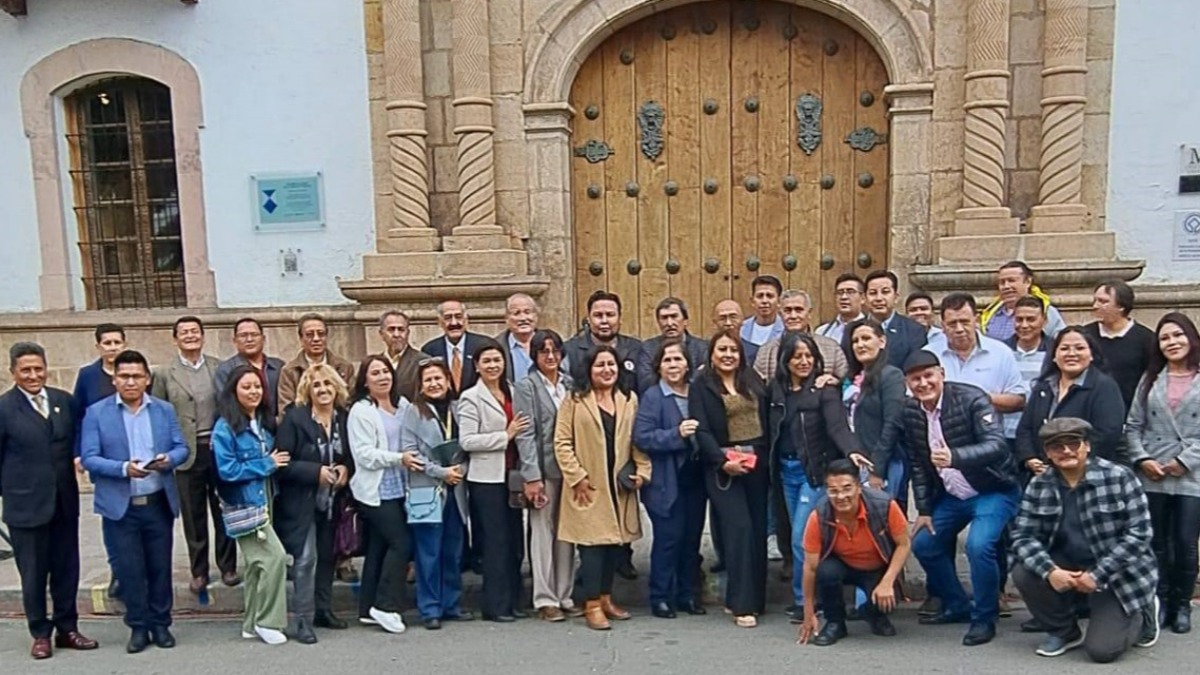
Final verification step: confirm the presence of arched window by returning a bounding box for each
[66,77,186,309]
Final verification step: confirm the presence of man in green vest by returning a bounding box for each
[797,459,912,646]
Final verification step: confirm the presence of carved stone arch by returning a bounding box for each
[20,38,215,310]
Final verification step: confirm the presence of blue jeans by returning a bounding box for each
[884,456,909,511]
[411,491,466,620]
[912,488,1020,624]
[780,458,824,605]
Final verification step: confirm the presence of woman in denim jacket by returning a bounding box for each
[213,364,291,646]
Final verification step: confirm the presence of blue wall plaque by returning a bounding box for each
[251,172,325,231]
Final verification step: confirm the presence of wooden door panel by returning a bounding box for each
[696,6,733,329]
[570,53,608,322]
[787,8,825,313]
[757,2,793,284]
[635,21,671,338]
[665,7,703,326]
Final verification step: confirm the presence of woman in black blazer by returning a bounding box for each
[845,319,908,508]
[688,330,769,628]
[273,364,353,643]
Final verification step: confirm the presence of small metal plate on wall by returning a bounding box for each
[573,140,613,163]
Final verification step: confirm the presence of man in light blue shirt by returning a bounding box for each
[496,293,538,384]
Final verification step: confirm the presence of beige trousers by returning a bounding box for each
[529,477,577,609]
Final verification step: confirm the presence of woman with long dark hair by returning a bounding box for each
[689,330,769,627]
[1125,312,1200,634]
[768,332,868,623]
[1015,326,1125,472]
[212,365,291,645]
[273,364,353,643]
[347,355,411,634]
[401,358,470,629]
[458,340,529,622]
[845,319,908,505]
[554,345,650,630]
[633,338,707,619]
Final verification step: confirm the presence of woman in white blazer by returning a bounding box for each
[347,355,413,634]
[457,340,529,622]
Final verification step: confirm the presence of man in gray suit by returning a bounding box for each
[151,317,238,592]
[637,297,709,389]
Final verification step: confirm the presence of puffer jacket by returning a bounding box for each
[904,381,1017,515]
[766,379,860,488]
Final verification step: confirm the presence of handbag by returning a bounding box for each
[405,485,444,524]
[221,502,269,539]
[333,500,364,558]
[616,460,639,491]
[724,447,758,471]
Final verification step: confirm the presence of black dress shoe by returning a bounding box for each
[294,619,318,645]
[150,627,175,649]
[443,611,476,622]
[1172,604,1192,634]
[919,610,971,625]
[811,621,848,647]
[313,610,349,630]
[677,600,707,615]
[127,630,151,654]
[423,618,442,630]
[868,613,897,637]
[108,578,123,600]
[1020,617,1050,633]
[485,614,517,623]
[962,622,996,646]
[651,602,677,619]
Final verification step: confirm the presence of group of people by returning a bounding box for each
[0,261,1195,665]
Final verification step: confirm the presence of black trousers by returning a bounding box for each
[358,498,410,615]
[1013,564,1140,663]
[579,545,620,601]
[312,512,337,612]
[815,556,886,623]
[9,495,80,638]
[1147,492,1200,606]
[469,482,524,617]
[176,438,237,581]
[705,457,769,616]
[103,495,175,630]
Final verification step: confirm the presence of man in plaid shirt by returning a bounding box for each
[1011,417,1159,662]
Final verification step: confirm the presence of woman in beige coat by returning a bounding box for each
[554,345,651,631]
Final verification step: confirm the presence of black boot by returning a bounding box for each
[1172,600,1192,634]
[1159,594,1177,629]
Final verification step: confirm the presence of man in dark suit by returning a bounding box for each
[80,350,190,654]
[151,316,238,593]
[377,310,428,401]
[420,299,491,393]
[637,297,709,389]
[214,317,285,431]
[0,342,98,660]
[563,290,648,396]
[864,269,928,370]
[495,293,539,384]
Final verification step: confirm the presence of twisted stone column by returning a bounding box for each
[449,1,503,241]
[955,0,1019,234]
[382,0,438,250]
[1028,0,1090,232]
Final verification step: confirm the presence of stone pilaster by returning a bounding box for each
[380,0,438,252]
[954,0,1020,236]
[884,83,935,276]
[1026,0,1090,232]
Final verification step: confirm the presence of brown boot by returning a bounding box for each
[600,594,631,620]
[584,600,611,630]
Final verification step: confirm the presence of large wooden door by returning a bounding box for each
[569,0,890,335]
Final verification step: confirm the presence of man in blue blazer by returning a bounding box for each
[80,350,189,654]
[864,270,928,370]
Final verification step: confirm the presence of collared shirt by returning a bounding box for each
[304,354,327,368]
[986,304,1067,341]
[926,331,1029,438]
[740,315,784,347]
[21,387,49,417]
[923,397,978,500]
[179,353,206,371]
[817,313,866,343]
[120,394,164,497]
[536,371,567,410]
[385,346,408,372]
[508,333,534,382]
[1011,343,1046,390]
[659,380,690,418]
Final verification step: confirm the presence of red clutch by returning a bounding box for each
[724,449,758,470]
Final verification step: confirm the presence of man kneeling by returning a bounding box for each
[1011,417,1159,662]
[798,460,911,646]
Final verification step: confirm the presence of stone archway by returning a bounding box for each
[522,0,935,321]
[21,38,215,311]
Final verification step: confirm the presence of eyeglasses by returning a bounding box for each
[301,331,327,339]
[835,289,861,297]
[235,332,263,341]
[536,348,562,356]
[1045,439,1085,454]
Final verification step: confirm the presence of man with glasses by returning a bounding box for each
[277,313,356,420]
[214,317,285,431]
[377,310,427,401]
[1011,417,1159,661]
[817,273,867,344]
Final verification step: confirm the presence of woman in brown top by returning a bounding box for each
[688,330,769,627]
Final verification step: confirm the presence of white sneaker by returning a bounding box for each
[241,631,255,639]
[369,607,407,634]
[767,534,783,561]
[254,625,288,645]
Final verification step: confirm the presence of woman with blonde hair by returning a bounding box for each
[274,364,353,643]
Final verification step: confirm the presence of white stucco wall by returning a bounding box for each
[0,0,375,312]
[1108,0,1200,283]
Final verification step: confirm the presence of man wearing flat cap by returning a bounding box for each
[1011,417,1160,662]
[900,350,1020,647]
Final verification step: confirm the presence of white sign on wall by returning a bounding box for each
[1173,211,1200,261]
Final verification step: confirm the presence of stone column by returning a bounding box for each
[447,0,508,249]
[523,102,576,329]
[884,83,935,273]
[954,0,1019,235]
[381,0,439,251]
[1026,0,1090,232]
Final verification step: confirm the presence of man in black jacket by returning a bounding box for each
[0,342,98,660]
[562,290,647,396]
[637,296,709,387]
[902,351,1020,647]
[863,270,928,369]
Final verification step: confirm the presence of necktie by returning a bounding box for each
[451,346,463,391]
[34,394,48,418]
